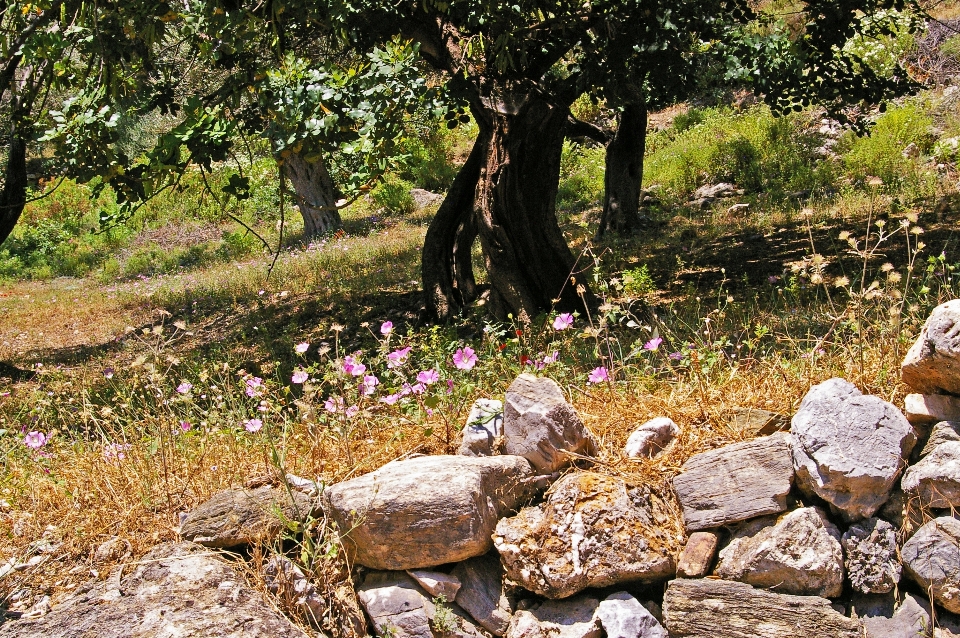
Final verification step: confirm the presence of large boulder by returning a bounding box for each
[503,374,598,473]
[901,299,960,395]
[494,472,676,599]
[0,542,308,638]
[791,378,916,522]
[324,455,538,570]
[841,518,900,595]
[672,432,794,531]
[902,517,960,614]
[623,417,680,459]
[451,553,514,637]
[662,578,862,638]
[180,485,315,548]
[901,440,960,508]
[505,596,601,638]
[715,507,845,598]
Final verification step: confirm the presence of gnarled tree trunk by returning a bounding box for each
[596,103,647,238]
[470,87,594,322]
[421,130,487,320]
[281,151,341,239]
[0,126,28,247]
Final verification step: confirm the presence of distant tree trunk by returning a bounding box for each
[470,87,595,322]
[0,125,28,247]
[421,130,487,320]
[281,151,341,239]
[596,103,647,238]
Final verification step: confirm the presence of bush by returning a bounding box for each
[842,101,935,191]
[372,175,417,216]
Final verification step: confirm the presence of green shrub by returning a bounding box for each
[842,101,935,191]
[622,264,656,298]
[372,175,417,216]
[557,141,606,209]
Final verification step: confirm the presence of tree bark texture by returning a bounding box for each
[0,128,28,247]
[282,151,341,239]
[471,89,593,321]
[421,130,487,320]
[597,103,647,238]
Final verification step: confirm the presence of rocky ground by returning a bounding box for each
[5,299,960,637]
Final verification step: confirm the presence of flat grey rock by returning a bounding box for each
[460,398,504,457]
[904,393,960,425]
[452,553,514,637]
[716,507,844,598]
[406,569,461,601]
[596,591,668,638]
[902,299,960,395]
[672,432,794,531]
[624,417,679,459]
[662,578,862,637]
[324,455,537,570]
[180,485,315,548]
[855,592,933,638]
[902,440,960,508]
[791,378,916,522]
[505,596,602,638]
[494,472,676,599]
[842,517,900,594]
[922,420,960,456]
[0,542,309,638]
[902,517,960,614]
[503,374,598,473]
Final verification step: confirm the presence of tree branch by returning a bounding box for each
[565,115,611,143]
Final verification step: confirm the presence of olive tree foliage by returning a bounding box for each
[313,0,921,322]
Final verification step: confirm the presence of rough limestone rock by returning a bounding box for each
[791,378,916,522]
[623,417,679,459]
[901,299,960,395]
[264,554,367,634]
[180,485,314,548]
[676,531,719,578]
[902,441,960,508]
[0,542,308,638]
[672,432,794,531]
[596,592,668,638]
[854,593,936,638]
[357,571,484,638]
[841,518,900,594]
[904,393,960,425]
[505,596,602,638]
[662,578,862,638]
[494,472,676,599]
[503,374,598,473]
[726,407,789,436]
[451,553,514,636]
[902,517,960,614]
[324,455,537,570]
[716,507,845,598]
[460,398,504,456]
[406,569,461,601]
[92,537,130,564]
[922,421,960,456]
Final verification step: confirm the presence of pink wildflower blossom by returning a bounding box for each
[343,355,366,377]
[380,321,393,335]
[381,394,400,405]
[24,431,47,449]
[410,382,426,395]
[644,337,663,351]
[176,382,193,394]
[552,313,574,330]
[417,369,439,385]
[244,418,263,433]
[362,375,380,395]
[324,397,344,413]
[452,347,478,371]
[245,377,264,398]
[345,405,360,419]
[180,421,192,431]
[294,342,310,354]
[588,367,609,384]
[387,346,412,369]
[291,369,309,384]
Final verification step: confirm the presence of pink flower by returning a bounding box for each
[644,337,663,351]
[244,418,263,433]
[417,369,439,385]
[380,321,393,335]
[103,367,115,379]
[291,369,309,384]
[324,397,344,413]
[176,382,193,394]
[102,442,130,461]
[245,377,263,398]
[387,346,412,369]
[588,367,609,384]
[381,394,400,405]
[343,355,366,377]
[453,347,478,371]
[294,342,310,354]
[410,382,426,395]
[447,379,454,394]
[345,405,360,419]
[24,431,47,449]
[180,420,192,431]
[362,375,380,395]
[552,313,574,331]
[543,351,559,364]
